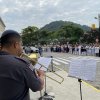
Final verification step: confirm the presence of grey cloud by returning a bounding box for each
[0,0,100,32]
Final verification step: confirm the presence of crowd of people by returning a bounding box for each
[22,43,100,57]
[42,43,100,57]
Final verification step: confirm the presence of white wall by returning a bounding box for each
[0,20,5,37]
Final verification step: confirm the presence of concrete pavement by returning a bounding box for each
[30,71,100,100]
[43,52,100,90]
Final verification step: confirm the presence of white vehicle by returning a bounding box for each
[30,46,39,53]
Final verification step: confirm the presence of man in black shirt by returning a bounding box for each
[0,30,45,100]
[0,38,1,51]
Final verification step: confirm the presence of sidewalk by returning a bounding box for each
[30,71,100,100]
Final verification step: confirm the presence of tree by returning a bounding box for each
[54,25,84,43]
[21,23,85,45]
[38,30,49,45]
[21,26,39,45]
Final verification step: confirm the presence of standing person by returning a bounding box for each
[95,44,100,57]
[78,44,81,55]
[38,46,43,56]
[0,30,45,100]
[74,44,78,55]
[66,45,69,53]
[91,45,95,56]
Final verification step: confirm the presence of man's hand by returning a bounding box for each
[36,69,45,77]
[35,69,45,90]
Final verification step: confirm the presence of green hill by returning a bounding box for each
[40,20,91,32]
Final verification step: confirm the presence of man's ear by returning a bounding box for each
[13,42,18,49]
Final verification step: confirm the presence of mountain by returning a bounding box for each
[40,20,91,32]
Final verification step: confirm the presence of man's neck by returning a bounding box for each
[1,48,17,56]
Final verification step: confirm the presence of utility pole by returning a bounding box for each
[95,14,100,42]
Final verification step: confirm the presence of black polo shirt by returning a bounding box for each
[0,51,41,100]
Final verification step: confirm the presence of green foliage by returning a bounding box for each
[21,26,50,45]
[41,20,91,32]
[38,30,49,45]
[53,25,84,43]
[21,20,98,45]
[21,26,39,45]
[82,30,99,43]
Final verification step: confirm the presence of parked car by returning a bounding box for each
[23,46,39,53]
[30,46,39,53]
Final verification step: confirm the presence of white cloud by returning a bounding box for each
[0,0,100,32]
[39,0,61,7]
[2,8,9,14]
[0,8,9,14]
[39,0,47,7]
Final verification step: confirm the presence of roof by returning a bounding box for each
[0,17,6,27]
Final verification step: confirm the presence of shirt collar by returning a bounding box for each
[0,51,10,55]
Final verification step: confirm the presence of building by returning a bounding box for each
[0,17,6,35]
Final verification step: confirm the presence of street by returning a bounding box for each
[43,52,100,89]
[30,52,100,100]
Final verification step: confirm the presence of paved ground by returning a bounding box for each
[30,71,100,100]
[43,52,100,89]
[29,52,100,100]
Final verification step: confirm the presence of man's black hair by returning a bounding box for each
[0,38,1,44]
[0,38,1,47]
[1,30,21,47]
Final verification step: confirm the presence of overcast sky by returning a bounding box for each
[0,0,100,32]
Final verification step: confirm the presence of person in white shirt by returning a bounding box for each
[95,45,99,57]
[78,45,81,55]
